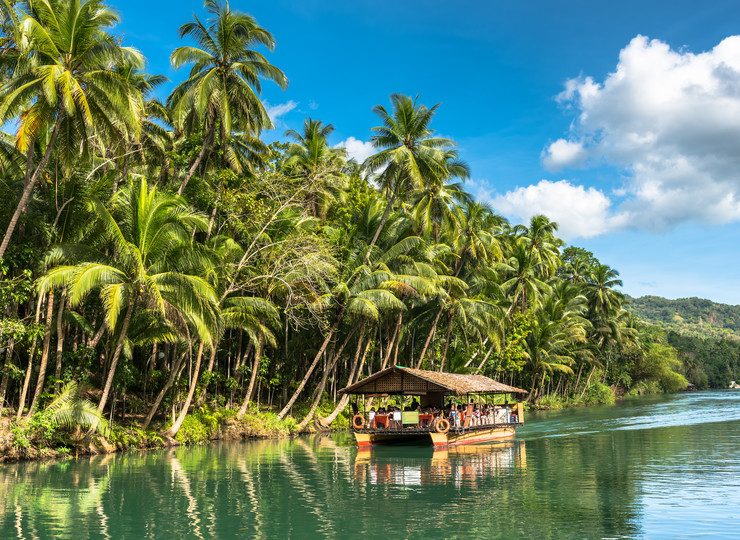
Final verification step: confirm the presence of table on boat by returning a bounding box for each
[418,413,434,427]
[374,414,389,428]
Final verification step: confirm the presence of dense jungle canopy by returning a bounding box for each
[0,0,731,442]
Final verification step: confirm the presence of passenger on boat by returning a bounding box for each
[368,407,376,428]
[448,406,458,427]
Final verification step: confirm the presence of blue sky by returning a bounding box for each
[116,0,740,305]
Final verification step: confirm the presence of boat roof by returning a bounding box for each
[338,365,528,396]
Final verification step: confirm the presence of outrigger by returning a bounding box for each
[339,365,527,447]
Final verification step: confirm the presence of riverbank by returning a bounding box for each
[0,407,325,463]
[0,380,672,464]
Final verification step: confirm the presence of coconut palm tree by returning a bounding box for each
[361,94,455,258]
[284,117,348,222]
[168,0,288,195]
[0,0,144,259]
[498,237,551,314]
[38,177,218,413]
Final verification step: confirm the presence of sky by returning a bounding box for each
[115,0,740,305]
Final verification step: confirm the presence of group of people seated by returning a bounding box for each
[363,400,517,430]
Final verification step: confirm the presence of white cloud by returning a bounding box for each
[264,100,298,126]
[335,136,376,164]
[553,34,740,230]
[542,138,589,171]
[490,180,629,240]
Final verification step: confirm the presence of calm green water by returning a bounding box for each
[3,390,740,539]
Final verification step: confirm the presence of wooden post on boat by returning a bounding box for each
[513,402,524,424]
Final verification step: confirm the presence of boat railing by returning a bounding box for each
[352,409,521,432]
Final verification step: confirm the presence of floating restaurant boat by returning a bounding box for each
[339,365,527,447]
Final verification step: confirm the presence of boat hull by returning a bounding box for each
[354,425,518,447]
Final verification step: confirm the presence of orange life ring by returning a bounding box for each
[352,414,365,430]
[435,418,450,434]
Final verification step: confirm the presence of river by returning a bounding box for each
[2,390,740,538]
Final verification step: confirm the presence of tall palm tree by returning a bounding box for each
[498,237,551,314]
[361,94,455,258]
[168,0,288,195]
[284,117,348,222]
[38,177,218,413]
[0,0,143,259]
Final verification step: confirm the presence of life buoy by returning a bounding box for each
[435,418,450,434]
[352,414,365,430]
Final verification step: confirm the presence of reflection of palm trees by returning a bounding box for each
[169,452,204,539]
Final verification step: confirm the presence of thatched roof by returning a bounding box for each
[338,366,527,396]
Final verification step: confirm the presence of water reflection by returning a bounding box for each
[354,442,526,489]
[2,391,740,538]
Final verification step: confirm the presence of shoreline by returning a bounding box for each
[0,408,326,464]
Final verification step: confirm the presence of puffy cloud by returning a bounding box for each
[491,180,629,240]
[553,34,740,230]
[335,136,376,164]
[264,100,298,126]
[542,138,589,171]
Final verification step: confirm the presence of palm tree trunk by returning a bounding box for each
[439,316,454,372]
[0,339,14,413]
[27,291,56,417]
[277,306,346,421]
[164,342,205,438]
[364,185,399,264]
[98,296,137,413]
[89,319,108,350]
[142,348,185,430]
[196,345,218,408]
[475,342,497,372]
[415,307,443,368]
[298,322,360,431]
[236,335,263,419]
[384,311,402,367]
[324,325,368,425]
[579,366,596,400]
[177,124,215,196]
[17,294,45,419]
[53,291,66,393]
[0,112,64,260]
[527,371,539,403]
[574,363,584,392]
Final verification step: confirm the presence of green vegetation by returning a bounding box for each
[626,295,740,340]
[0,0,714,459]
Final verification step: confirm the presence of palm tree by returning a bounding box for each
[517,215,562,277]
[361,94,455,258]
[498,237,551,314]
[284,117,348,222]
[38,177,218,413]
[168,0,288,195]
[408,148,471,245]
[0,0,143,259]
[585,264,625,317]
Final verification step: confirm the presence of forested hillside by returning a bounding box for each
[626,295,740,340]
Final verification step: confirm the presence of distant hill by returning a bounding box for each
[625,295,740,340]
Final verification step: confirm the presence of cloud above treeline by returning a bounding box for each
[335,136,375,164]
[264,100,298,126]
[500,34,740,238]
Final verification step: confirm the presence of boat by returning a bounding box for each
[338,365,528,447]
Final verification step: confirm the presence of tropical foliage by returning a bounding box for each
[0,0,696,447]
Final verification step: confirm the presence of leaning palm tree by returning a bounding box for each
[38,177,218,413]
[0,0,144,259]
[168,0,288,195]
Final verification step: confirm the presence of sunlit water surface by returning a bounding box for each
[2,390,740,538]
